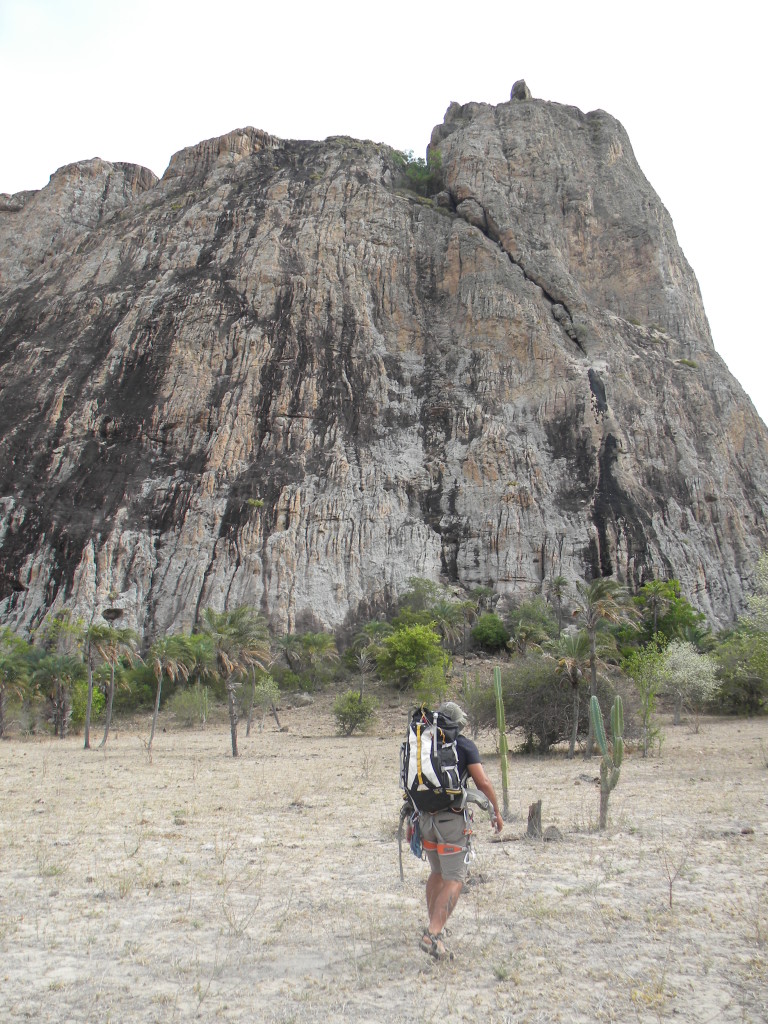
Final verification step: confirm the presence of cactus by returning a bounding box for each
[590,694,624,829]
[493,667,510,818]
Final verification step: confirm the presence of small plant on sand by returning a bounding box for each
[590,694,624,829]
[333,690,377,736]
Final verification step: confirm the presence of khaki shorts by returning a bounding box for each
[420,809,469,883]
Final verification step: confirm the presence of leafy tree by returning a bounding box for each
[396,150,443,197]
[375,624,447,690]
[574,578,636,756]
[398,577,446,612]
[661,640,718,727]
[546,630,591,758]
[200,606,271,757]
[713,552,768,715]
[0,628,29,738]
[622,639,665,757]
[471,613,510,652]
[246,673,280,734]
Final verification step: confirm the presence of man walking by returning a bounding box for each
[417,701,503,960]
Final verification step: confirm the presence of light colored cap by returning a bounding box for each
[438,701,468,729]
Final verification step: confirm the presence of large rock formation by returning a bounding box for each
[1,92,766,641]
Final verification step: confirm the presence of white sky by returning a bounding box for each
[1,0,765,424]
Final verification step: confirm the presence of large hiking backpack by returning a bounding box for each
[400,707,465,813]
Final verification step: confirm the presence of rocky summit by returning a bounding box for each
[1,85,767,641]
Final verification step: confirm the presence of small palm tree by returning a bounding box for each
[297,631,338,691]
[546,575,569,634]
[95,626,140,748]
[32,653,84,738]
[574,578,635,756]
[146,634,191,754]
[430,599,465,653]
[546,631,591,758]
[200,606,271,757]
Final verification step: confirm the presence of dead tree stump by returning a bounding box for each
[527,800,542,838]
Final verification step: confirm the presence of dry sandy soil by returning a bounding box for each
[1,697,766,1024]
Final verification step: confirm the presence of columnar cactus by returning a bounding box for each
[590,694,624,829]
[493,667,510,818]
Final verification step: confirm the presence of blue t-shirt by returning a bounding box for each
[456,734,482,781]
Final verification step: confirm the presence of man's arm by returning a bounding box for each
[467,761,504,832]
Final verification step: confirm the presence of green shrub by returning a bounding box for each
[168,686,210,728]
[397,150,443,197]
[333,691,377,736]
[71,680,105,727]
[471,613,510,652]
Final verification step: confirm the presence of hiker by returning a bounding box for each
[413,701,503,960]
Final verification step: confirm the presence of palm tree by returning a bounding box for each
[546,631,591,758]
[95,626,140,748]
[146,634,191,754]
[546,575,569,634]
[200,606,271,757]
[637,578,676,636]
[574,578,635,756]
[430,599,465,654]
[297,631,338,691]
[32,653,84,738]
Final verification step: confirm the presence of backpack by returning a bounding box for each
[400,707,465,813]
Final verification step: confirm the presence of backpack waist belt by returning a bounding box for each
[421,839,465,856]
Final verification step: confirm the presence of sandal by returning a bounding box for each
[419,931,454,961]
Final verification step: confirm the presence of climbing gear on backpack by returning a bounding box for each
[400,707,465,814]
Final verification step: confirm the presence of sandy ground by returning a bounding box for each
[0,698,766,1024]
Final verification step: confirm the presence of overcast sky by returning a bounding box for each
[1,0,765,424]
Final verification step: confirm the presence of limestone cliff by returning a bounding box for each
[1,90,766,640]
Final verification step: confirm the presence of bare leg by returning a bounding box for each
[425,871,463,940]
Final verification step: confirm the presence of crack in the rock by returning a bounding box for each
[452,192,586,355]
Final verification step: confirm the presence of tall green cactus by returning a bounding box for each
[493,667,510,817]
[590,694,624,829]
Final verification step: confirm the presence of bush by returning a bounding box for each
[168,686,210,728]
[471,614,510,652]
[71,680,105,728]
[501,657,630,754]
[395,150,443,197]
[333,691,377,736]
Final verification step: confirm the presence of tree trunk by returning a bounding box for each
[227,679,239,757]
[527,800,542,838]
[246,670,256,737]
[0,686,7,739]
[83,649,94,749]
[599,788,609,830]
[271,702,281,729]
[584,636,597,757]
[568,685,579,758]
[148,675,162,753]
[99,664,116,748]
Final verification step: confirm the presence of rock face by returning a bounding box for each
[1,95,767,641]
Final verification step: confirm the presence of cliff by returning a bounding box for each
[1,88,766,639]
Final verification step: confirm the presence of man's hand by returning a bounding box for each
[491,810,504,833]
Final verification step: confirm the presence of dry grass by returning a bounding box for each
[0,702,766,1023]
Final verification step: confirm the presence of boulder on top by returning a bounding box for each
[511,79,532,100]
